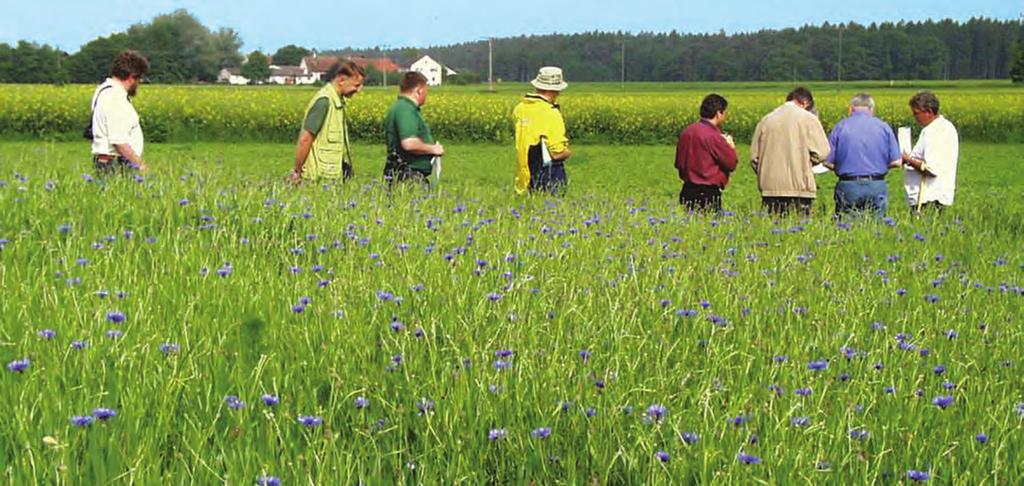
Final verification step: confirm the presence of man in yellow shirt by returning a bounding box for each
[513,67,572,195]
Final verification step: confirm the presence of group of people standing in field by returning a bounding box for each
[87,50,959,217]
[675,87,959,216]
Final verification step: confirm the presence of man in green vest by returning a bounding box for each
[288,61,365,184]
[383,71,444,186]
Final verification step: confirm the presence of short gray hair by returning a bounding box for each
[850,93,875,110]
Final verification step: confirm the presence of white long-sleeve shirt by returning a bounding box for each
[90,78,144,157]
[904,116,958,206]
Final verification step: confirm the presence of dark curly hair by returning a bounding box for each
[110,50,150,80]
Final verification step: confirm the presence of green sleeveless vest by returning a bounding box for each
[302,84,351,180]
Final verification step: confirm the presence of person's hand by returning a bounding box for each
[286,170,303,185]
[136,161,149,173]
[433,143,445,157]
[722,133,735,149]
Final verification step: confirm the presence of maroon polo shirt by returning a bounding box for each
[674,120,738,188]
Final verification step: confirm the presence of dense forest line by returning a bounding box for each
[2,12,1022,84]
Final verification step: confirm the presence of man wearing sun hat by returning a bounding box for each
[513,66,573,195]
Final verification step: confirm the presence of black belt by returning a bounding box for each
[838,174,886,182]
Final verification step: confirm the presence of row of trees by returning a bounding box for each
[2,12,1023,84]
[0,11,320,84]
[339,18,1024,83]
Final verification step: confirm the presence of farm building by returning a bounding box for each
[217,68,250,85]
[410,55,457,86]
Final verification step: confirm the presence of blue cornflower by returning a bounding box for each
[260,394,280,407]
[647,404,667,423]
[795,388,813,396]
[586,407,598,418]
[256,476,281,486]
[7,358,30,373]
[106,311,126,324]
[907,470,930,481]
[884,386,895,394]
[92,408,116,421]
[224,395,246,410]
[297,415,322,427]
[773,355,788,363]
[354,396,370,409]
[487,292,503,302]
[791,416,810,427]
[488,428,508,441]
[655,451,670,463]
[216,264,232,277]
[390,319,405,332]
[493,360,512,370]
[106,329,123,339]
[292,305,305,314]
[71,340,88,350]
[531,427,551,439]
[933,365,946,375]
[417,399,435,416]
[808,360,829,371]
[849,428,870,440]
[975,433,988,444]
[38,329,56,340]
[159,342,179,355]
[680,432,699,445]
[495,349,513,358]
[737,452,761,465]
[578,350,591,362]
[71,415,95,427]
[729,415,748,426]
[932,395,954,409]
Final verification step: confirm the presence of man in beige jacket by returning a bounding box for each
[751,87,831,216]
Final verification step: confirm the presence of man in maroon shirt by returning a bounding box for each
[674,94,738,212]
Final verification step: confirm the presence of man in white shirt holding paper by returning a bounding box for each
[901,91,959,213]
[89,50,150,174]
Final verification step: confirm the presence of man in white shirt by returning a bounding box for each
[901,91,959,213]
[89,50,150,174]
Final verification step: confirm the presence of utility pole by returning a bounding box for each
[488,38,494,92]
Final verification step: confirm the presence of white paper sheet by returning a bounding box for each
[898,127,913,154]
[431,156,442,184]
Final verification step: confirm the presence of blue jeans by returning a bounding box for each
[834,180,888,217]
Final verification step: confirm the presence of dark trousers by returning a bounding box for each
[679,183,722,213]
[762,196,813,216]
[912,201,947,215]
[834,180,888,217]
[528,160,567,195]
[93,155,134,175]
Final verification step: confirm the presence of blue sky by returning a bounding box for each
[1,0,1019,53]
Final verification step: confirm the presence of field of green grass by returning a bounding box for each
[1,133,1022,483]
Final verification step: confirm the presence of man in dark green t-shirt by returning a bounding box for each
[383,72,444,185]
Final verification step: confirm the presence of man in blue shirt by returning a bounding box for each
[826,93,902,217]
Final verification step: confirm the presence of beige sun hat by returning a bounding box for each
[531,66,568,91]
